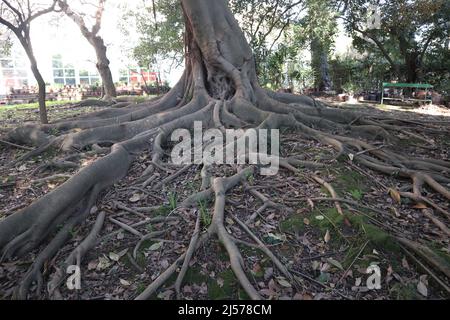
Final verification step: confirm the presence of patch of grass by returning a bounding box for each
[280,214,306,234]
[427,241,450,267]
[69,228,78,237]
[159,266,242,300]
[168,192,178,210]
[186,180,200,192]
[134,251,146,267]
[136,283,147,295]
[0,100,77,111]
[348,214,399,252]
[146,224,154,233]
[238,287,251,300]
[183,267,209,284]
[310,207,344,232]
[246,171,255,185]
[134,96,149,104]
[335,169,368,193]
[208,270,237,299]
[154,205,172,216]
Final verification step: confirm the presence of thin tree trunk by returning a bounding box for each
[90,36,117,100]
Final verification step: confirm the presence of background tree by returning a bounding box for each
[57,0,117,99]
[120,0,185,70]
[0,0,57,124]
[230,0,303,82]
[303,0,337,91]
[340,0,450,83]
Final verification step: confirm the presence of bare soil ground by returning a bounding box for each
[0,100,449,300]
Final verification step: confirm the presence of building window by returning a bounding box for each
[53,69,64,78]
[51,55,80,86]
[65,78,76,85]
[119,68,158,86]
[77,68,99,85]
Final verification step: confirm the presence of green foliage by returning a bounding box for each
[339,0,450,84]
[230,0,303,86]
[122,0,304,89]
[155,205,172,216]
[280,214,306,233]
[120,0,184,67]
[0,33,12,56]
[329,53,388,93]
[349,189,363,200]
[0,100,77,111]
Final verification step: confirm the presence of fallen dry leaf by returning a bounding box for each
[129,193,141,203]
[388,188,401,204]
[324,229,331,243]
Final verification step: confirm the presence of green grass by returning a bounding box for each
[336,169,368,193]
[280,214,306,234]
[117,95,157,104]
[168,192,178,210]
[0,100,78,111]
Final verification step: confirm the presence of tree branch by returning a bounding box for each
[27,0,58,24]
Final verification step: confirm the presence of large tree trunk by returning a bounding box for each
[1,0,449,301]
[405,55,419,83]
[181,0,257,101]
[89,36,117,100]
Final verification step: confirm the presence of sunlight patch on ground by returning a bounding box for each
[375,103,450,117]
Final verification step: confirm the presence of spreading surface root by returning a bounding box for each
[0,89,449,300]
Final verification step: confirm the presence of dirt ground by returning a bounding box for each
[0,100,449,300]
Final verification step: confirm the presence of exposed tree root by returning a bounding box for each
[175,210,201,298]
[47,211,106,299]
